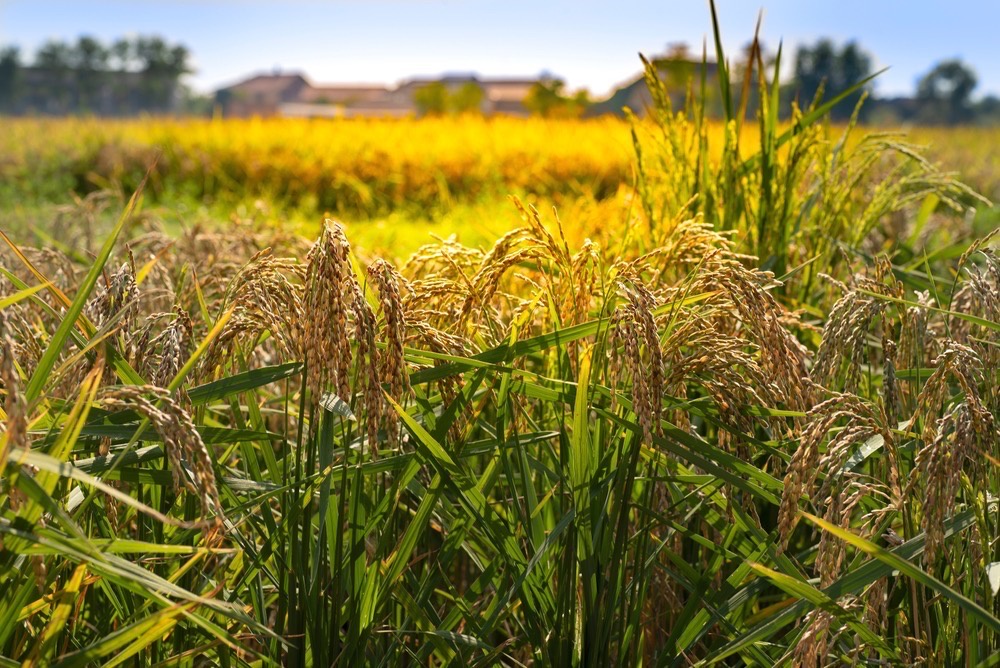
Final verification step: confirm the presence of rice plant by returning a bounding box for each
[1,5,999,666]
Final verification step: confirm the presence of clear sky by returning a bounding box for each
[1,0,997,99]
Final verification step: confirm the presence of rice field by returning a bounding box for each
[4,114,998,250]
[0,115,632,215]
[1,41,1000,667]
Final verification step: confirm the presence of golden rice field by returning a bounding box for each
[0,116,632,213]
[2,57,1000,666]
[3,114,998,253]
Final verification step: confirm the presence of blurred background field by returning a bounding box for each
[3,115,999,259]
[1,116,631,255]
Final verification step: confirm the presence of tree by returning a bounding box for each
[792,39,873,120]
[0,47,20,112]
[178,84,214,117]
[135,36,191,111]
[110,37,135,71]
[413,82,448,116]
[839,42,870,99]
[72,36,109,111]
[664,42,691,61]
[974,95,1000,125]
[524,79,564,117]
[0,34,190,115]
[524,78,589,118]
[449,82,484,115]
[72,35,109,71]
[916,59,978,124]
[34,39,72,70]
[413,81,485,116]
[34,39,74,112]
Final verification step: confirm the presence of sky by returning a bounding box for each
[1,0,998,100]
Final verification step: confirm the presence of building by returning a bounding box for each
[215,71,542,118]
[214,72,312,117]
[587,57,722,118]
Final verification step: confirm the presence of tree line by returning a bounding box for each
[790,39,998,125]
[0,35,195,115]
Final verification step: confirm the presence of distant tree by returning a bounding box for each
[106,38,137,112]
[72,36,109,111]
[34,39,72,70]
[1,34,190,115]
[664,42,691,61]
[72,35,109,71]
[916,59,978,124]
[413,82,448,116]
[34,39,74,112]
[135,36,191,111]
[178,85,214,117]
[974,95,1000,125]
[525,78,589,118]
[449,82,484,114]
[794,39,835,104]
[110,37,136,71]
[0,46,20,112]
[839,42,870,99]
[793,39,873,120]
[524,79,564,116]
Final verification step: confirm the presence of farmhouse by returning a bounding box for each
[587,56,722,117]
[214,72,312,117]
[215,71,542,118]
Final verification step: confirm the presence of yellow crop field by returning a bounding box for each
[3,114,993,214]
[5,114,995,255]
[0,115,632,210]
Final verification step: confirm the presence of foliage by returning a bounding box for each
[413,81,485,116]
[0,47,19,112]
[0,34,191,115]
[412,81,449,116]
[791,38,874,121]
[449,82,485,114]
[524,78,590,118]
[917,59,979,124]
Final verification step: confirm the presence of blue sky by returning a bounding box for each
[1,1,997,99]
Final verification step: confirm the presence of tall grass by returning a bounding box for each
[1,6,999,666]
